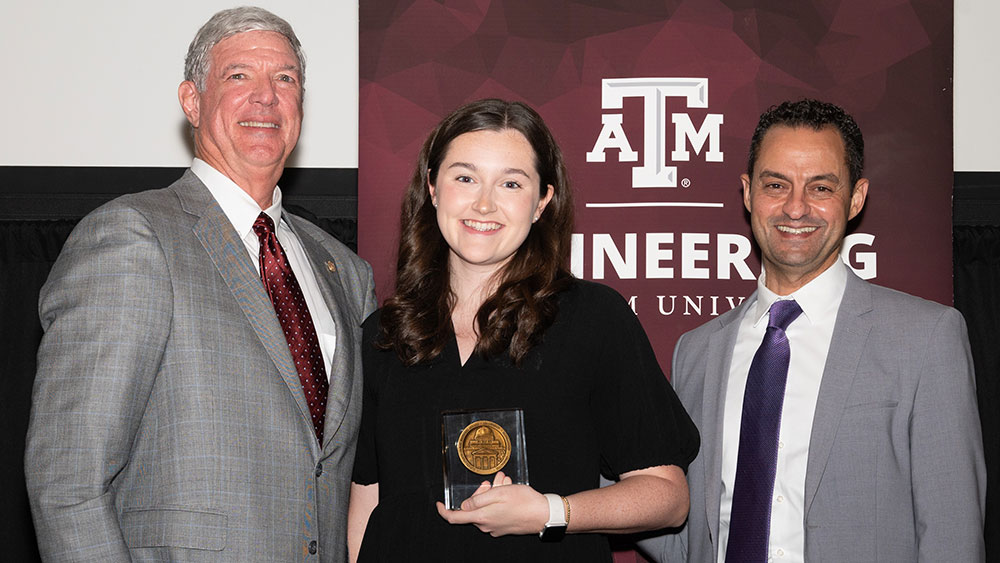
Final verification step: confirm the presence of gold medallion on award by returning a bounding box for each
[457,420,512,475]
[441,409,528,510]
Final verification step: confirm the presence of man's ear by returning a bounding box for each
[741,174,752,212]
[849,178,869,220]
[178,81,201,128]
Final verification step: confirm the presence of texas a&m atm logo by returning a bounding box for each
[586,77,724,188]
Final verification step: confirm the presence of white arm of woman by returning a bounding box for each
[436,465,688,536]
[347,482,379,563]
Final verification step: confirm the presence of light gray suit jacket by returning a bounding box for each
[639,270,986,562]
[25,171,377,562]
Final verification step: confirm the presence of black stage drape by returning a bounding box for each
[1,220,76,562]
[3,219,996,562]
[955,225,1000,561]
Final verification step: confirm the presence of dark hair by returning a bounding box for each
[747,99,865,187]
[378,99,574,366]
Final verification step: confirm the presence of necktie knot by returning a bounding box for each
[253,212,276,239]
[768,299,802,331]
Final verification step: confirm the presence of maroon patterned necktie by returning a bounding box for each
[253,212,328,443]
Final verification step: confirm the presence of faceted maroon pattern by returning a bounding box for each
[254,213,328,443]
[359,1,954,397]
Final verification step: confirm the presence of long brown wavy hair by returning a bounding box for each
[377,99,575,366]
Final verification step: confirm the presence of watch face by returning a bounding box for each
[540,524,567,542]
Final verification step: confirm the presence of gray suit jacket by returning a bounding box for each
[25,171,377,562]
[640,270,986,562]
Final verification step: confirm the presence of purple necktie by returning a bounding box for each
[253,212,329,443]
[725,299,803,562]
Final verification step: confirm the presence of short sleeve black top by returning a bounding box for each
[353,280,699,562]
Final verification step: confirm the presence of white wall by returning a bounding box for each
[1,1,357,167]
[2,1,996,171]
[955,0,1000,172]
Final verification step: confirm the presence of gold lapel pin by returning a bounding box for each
[325,260,336,272]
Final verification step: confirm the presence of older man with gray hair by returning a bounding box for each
[25,7,375,562]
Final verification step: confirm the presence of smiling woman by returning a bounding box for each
[429,128,553,325]
[346,99,700,563]
[379,99,575,368]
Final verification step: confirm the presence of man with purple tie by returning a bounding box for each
[639,99,985,562]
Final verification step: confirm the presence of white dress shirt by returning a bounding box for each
[717,260,848,563]
[192,158,337,378]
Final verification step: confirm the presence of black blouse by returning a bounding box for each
[353,279,699,562]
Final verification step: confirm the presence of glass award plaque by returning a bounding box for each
[441,408,528,510]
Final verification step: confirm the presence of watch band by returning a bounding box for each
[539,493,568,541]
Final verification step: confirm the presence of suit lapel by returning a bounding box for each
[286,217,359,452]
[176,174,318,449]
[804,272,873,514]
[702,296,750,547]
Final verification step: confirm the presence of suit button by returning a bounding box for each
[315,463,323,477]
[308,540,317,554]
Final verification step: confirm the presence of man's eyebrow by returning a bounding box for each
[758,169,841,184]
[221,63,252,73]
[220,62,300,73]
[806,172,841,184]
[757,169,791,183]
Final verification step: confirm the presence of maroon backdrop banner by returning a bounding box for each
[359,0,952,377]
[359,1,952,560]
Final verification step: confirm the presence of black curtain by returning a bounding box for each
[0,220,77,562]
[954,225,1000,561]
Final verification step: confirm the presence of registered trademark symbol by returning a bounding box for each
[681,178,691,188]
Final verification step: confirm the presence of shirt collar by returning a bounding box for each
[751,260,848,328]
[191,158,284,238]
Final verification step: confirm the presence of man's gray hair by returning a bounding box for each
[184,6,305,92]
